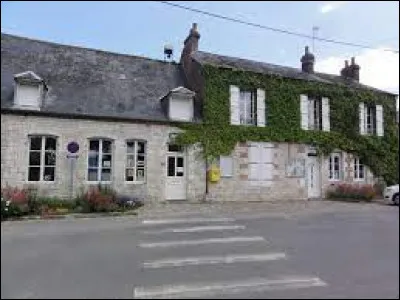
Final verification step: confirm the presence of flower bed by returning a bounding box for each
[326,183,376,202]
[1,184,143,221]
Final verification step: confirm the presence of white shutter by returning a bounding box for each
[248,164,259,181]
[300,94,309,130]
[257,88,266,127]
[230,85,240,125]
[260,164,274,181]
[248,144,260,163]
[359,102,366,135]
[220,155,233,177]
[322,97,330,132]
[376,105,384,136]
[260,146,273,163]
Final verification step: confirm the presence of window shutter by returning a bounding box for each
[260,146,273,163]
[322,97,330,132]
[220,155,233,177]
[359,102,366,135]
[248,144,261,163]
[300,94,309,130]
[248,164,259,181]
[230,85,240,125]
[256,88,266,127]
[376,105,384,136]
[260,164,274,181]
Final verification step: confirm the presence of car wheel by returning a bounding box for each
[393,193,399,205]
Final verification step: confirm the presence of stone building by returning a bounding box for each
[1,24,397,202]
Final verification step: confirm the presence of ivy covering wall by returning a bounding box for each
[177,65,399,185]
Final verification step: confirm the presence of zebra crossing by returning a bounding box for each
[134,217,327,299]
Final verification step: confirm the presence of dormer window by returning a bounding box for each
[13,71,46,109]
[161,86,195,122]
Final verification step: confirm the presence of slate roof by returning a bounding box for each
[192,51,396,95]
[1,33,187,122]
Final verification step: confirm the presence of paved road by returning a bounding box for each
[1,203,399,299]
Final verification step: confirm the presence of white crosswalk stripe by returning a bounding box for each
[141,217,235,225]
[135,217,327,298]
[141,224,246,234]
[143,252,286,269]
[139,236,265,248]
[133,276,327,299]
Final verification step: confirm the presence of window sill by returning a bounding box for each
[84,181,112,184]
[25,181,56,184]
[353,178,365,182]
[328,179,342,182]
[124,181,146,185]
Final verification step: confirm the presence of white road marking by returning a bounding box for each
[133,276,327,298]
[143,252,286,269]
[141,217,235,225]
[142,225,245,234]
[139,236,265,248]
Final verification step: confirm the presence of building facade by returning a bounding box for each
[1,24,398,202]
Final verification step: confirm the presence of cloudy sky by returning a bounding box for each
[1,1,399,103]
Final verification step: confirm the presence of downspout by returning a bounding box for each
[204,145,209,201]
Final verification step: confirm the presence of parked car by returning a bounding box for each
[384,184,399,205]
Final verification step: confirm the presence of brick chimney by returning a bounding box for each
[340,60,350,78]
[300,46,315,73]
[340,57,360,81]
[349,57,360,81]
[180,23,200,63]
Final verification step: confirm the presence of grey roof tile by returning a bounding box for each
[1,33,187,121]
[192,51,396,95]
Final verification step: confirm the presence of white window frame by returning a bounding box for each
[328,153,342,181]
[87,138,113,183]
[239,90,257,126]
[27,135,57,182]
[364,105,376,135]
[125,140,146,183]
[353,157,365,181]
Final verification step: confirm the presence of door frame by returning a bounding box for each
[165,146,187,201]
[306,154,322,199]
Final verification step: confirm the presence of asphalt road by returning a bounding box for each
[1,203,399,299]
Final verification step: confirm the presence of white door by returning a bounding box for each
[307,156,321,199]
[165,146,186,200]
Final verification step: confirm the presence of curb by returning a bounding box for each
[3,210,138,222]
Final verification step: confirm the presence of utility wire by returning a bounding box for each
[158,1,399,54]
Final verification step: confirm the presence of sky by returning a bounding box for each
[1,1,399,106]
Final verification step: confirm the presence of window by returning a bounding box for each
[87,139,112,182]
[239,90,257,126]
[354,158,365,180]
[365,105,376,135]
[125,140,146,182]
[28,136,56,181]
[308,96,322,130]
[329,153,342,181]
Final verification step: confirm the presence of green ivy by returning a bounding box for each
[176,65,399,185]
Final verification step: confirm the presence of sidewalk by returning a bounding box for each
[136,198,389,220]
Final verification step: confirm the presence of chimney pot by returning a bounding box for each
[351,57,355,65]
[300,45,315,73]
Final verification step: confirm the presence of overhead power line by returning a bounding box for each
[158,1,399,54]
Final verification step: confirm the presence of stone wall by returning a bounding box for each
[1,114,206,202]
